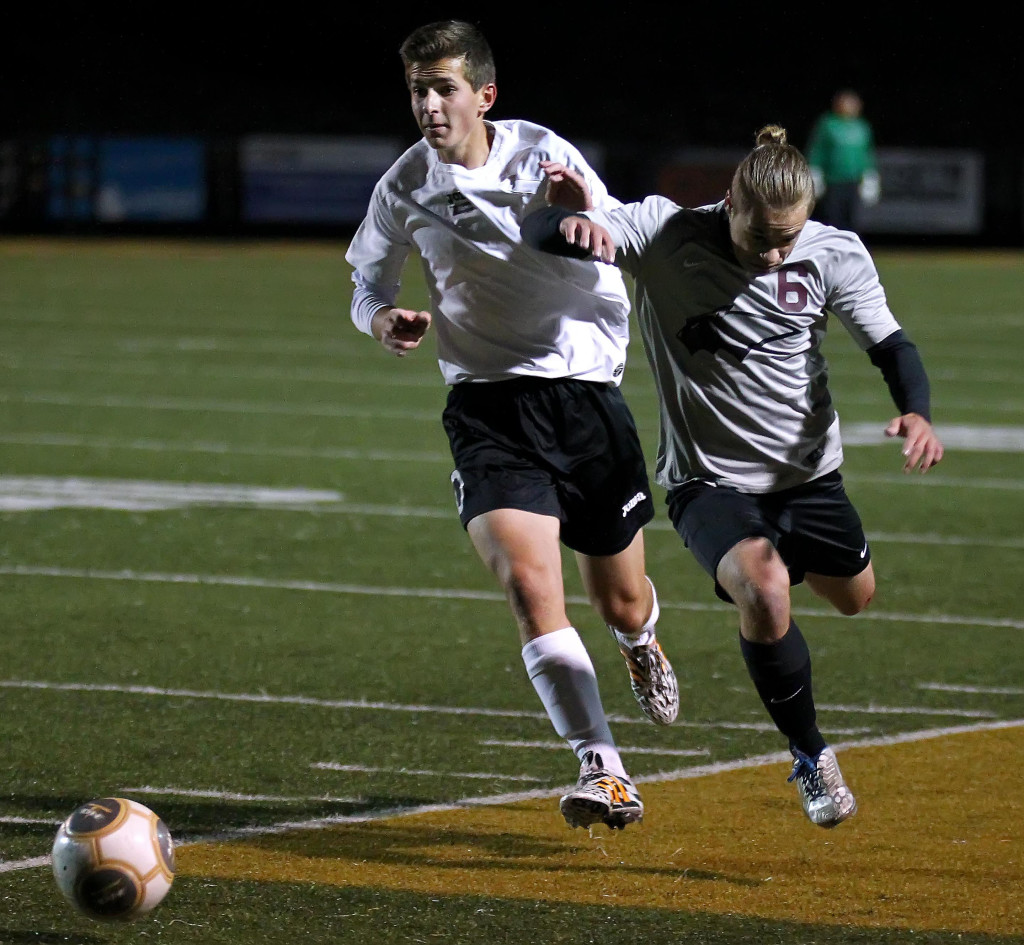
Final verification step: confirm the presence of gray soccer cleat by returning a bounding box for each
[612,632,679,725]
[560,751,644,830]
[788,746,858,828]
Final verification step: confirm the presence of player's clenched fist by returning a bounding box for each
[372,307,432,357]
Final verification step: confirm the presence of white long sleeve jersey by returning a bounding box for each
[587,198,903,493]
[346,119,632,385]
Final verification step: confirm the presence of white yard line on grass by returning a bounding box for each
[0,355,440,388]
[0,434,450,465]
[0,391,439,423]
[2,564,1023,630]
[480,740,711,757]
[919,682,1024,696]
[1,470,1023,549]
[122,787,363,804]
[0,679,994,728]
[843,422,1024,450]
[311,763,546,782]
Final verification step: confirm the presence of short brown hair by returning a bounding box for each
[399,20,496,90]
[731,124,815,212]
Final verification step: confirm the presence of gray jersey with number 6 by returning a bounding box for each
[585,197,902,493]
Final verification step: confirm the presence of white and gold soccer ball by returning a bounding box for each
[51,797,176,920]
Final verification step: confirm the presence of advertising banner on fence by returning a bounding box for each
[48,137,206,222]
[857,149,984,234]
[240,136,402,224]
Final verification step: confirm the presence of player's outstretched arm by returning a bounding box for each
[867,330,942,472]
[521,205,617,264]
[539,160,594,212]
[885,413,944,473]
[371,307,432,358]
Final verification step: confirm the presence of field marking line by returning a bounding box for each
[0,355,442,388]
[920,682,1024,696]
[480,740,711,756]
[310,764,546,783]
[2,565,1023,630]
[1,468,1023,549]
[0,391,440,423]
[0,816,59,826]
[4,354,1024,406]
[0,434,450,465]
[4,717,1023,875]
[121,787,363,804]
[0,679,997,728]
[842,422,1024,450]
[5,390,1024,455]
[0,476,345,512]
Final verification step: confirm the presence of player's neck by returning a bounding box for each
[437,122,494,170]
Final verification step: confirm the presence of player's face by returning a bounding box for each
[726,194,811,273]
[406,57,495,167]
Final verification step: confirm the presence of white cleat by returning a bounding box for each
[788,746,858,828]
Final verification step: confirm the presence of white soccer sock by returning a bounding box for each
[521,626,626,777]
[610,576,660,649]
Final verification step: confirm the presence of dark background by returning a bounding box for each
[3,8,1021,238]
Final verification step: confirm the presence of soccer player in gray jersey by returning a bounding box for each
[345,20,680,831]
[523,125,944,828]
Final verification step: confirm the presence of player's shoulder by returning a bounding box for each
[798,219,872,257]
[637,197,722,235]
[494,118,566,147]
[795,220,879,280]
[494,118,584,162]
[373,139,433,196]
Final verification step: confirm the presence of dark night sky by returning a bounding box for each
[5,8,1019,176]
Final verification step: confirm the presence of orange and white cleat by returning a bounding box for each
[559,751,644,830]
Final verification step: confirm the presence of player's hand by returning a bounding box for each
[540,160,594,212]
[559,216,617,264]
[373,307,431,357]
[885,413,944,473]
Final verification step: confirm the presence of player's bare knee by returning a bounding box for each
[594,589,648,635]
[837,584,875,616]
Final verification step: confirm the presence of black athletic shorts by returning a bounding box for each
[666,470,871,603]
[442,376,654,557]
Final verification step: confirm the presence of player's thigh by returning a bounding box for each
[805,562,876,615]
[781,471,872,607]
[467,508,566,601]
[667,480,777,602]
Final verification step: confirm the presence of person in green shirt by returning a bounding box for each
[806,90,879,231]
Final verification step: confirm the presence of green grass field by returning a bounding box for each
[1,239,1022,943]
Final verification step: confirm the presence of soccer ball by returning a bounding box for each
[51,797,175,920]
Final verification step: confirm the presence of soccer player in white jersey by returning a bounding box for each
[523,125,944,828]
[345,20,680,830]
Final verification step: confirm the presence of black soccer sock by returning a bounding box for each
[739,620,826,757]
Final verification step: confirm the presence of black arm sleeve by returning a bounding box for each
[866,329,932,422]
[520,205,592,259]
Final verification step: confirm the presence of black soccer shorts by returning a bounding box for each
[666,470,871,603]
[442,376,654,557]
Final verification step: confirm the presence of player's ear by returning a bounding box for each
[724,190,733,214]
[478,83,497,115]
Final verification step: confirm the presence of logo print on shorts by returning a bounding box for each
[621,491,646,518]
[451,470,466,515]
